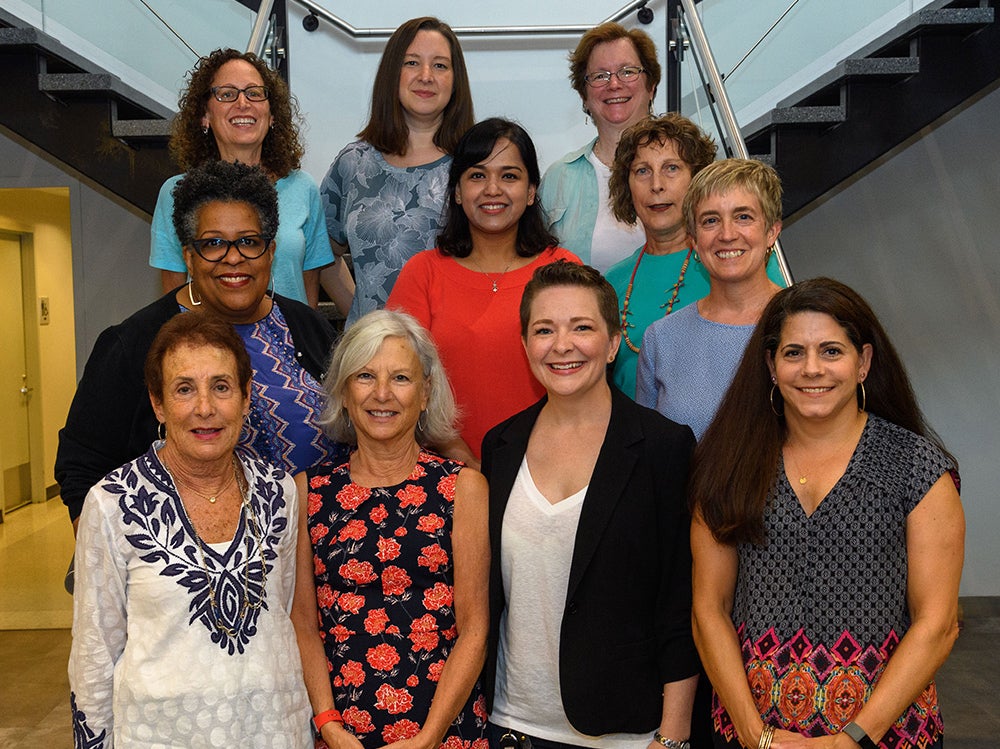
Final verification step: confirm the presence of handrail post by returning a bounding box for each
[678,0,793,284]
[248,0,276,57]
[666,0,682,113]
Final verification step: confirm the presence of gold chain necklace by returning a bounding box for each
[620,245,693,353]
[173,462,237,504]
[191,466,268,637]
[162,455,269,638]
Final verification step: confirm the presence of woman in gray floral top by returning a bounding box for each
[319,17,474,326]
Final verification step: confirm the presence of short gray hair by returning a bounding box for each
[319,310,459,447]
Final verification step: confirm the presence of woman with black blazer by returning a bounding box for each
[481,260,699,749]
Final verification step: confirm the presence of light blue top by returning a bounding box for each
[636,302,755,440]
[149,169,333,305]
[538,139,600,266]
[320,140,451,327]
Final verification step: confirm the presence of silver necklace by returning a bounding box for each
[470,256,514,292]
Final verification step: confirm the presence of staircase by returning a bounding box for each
[0,10,175,215]
[742,0,1000,219]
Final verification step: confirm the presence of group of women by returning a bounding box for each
[60,13,964,749]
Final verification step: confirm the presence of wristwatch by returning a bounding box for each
[843,721,878,749]
[653,731,691,749]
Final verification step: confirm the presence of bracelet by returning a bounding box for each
[843,721,878,749]
[652,731,690,749]
[757,724,775,749]
[313,708,343,732]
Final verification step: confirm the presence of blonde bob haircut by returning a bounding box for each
[318,310,459,447]
[683,158,783,237]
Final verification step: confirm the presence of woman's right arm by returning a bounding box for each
[68,488,127,746]
[290,472,364,749]
[320,249,356,316]
[149,176,189,294]
[691,511,766,749]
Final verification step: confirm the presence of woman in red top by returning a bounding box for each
[388,118,579,465]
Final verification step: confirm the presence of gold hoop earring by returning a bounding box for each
[858,381,867,412]
[769,384,783,416]
[187,282,202,307]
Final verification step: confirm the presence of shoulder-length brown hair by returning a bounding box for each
[358,17,474,157]
[690,277,955,546]
[170,48,304,178]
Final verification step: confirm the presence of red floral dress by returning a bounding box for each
[307,451,488,749]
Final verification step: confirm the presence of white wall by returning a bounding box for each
[781,84,1000,597]
[286,2,669,184]
[0,132,160,374]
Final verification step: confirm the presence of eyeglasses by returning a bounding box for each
[210,85,269,103]
[584,66,645,88]
[189,235,272,262]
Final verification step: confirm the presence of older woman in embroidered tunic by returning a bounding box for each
[69,312,312,748]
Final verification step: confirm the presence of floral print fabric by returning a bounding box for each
[307,451,488,749]
[319,141,451,327]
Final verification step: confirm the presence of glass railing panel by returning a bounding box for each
[4,0,255,110]
[679,0,938,129]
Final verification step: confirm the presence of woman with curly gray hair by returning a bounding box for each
[292,309,489,749]
[149,48,349,310]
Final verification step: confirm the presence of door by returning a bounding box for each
[0,233,35,517]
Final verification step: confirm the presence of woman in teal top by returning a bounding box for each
[149,49,336,308]
[606,116,788,398]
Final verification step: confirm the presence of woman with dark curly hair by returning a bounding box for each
[149,49,347,309]
[387,118,579,464]
[320,17,474,327]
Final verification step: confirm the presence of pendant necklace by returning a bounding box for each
[470,256,514,293]
[620,245,693,354]
[172,459,238,504]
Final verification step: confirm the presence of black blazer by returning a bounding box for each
[480,387,700,736]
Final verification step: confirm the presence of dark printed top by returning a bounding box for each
[307,451,488,749]
[714,415,956,749]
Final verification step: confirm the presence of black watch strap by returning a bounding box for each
[843,721,878,749]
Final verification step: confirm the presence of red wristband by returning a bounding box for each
[314,709,343,731]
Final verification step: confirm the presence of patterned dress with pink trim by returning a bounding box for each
[714,415,956,749]
[307,451,488,749]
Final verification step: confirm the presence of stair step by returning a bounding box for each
[914,6,994,28]
[839,56,920,77]
[760,105,846,127]
[112,118,173,139]
[39,71,118,96]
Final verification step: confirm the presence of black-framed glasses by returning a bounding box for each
[210,85,269,103]
[584,66,645,88]
[189,235,272,262]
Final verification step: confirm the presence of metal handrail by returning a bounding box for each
[287,0,652,38]
[248,0,277,56]
[679,0,793,284]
